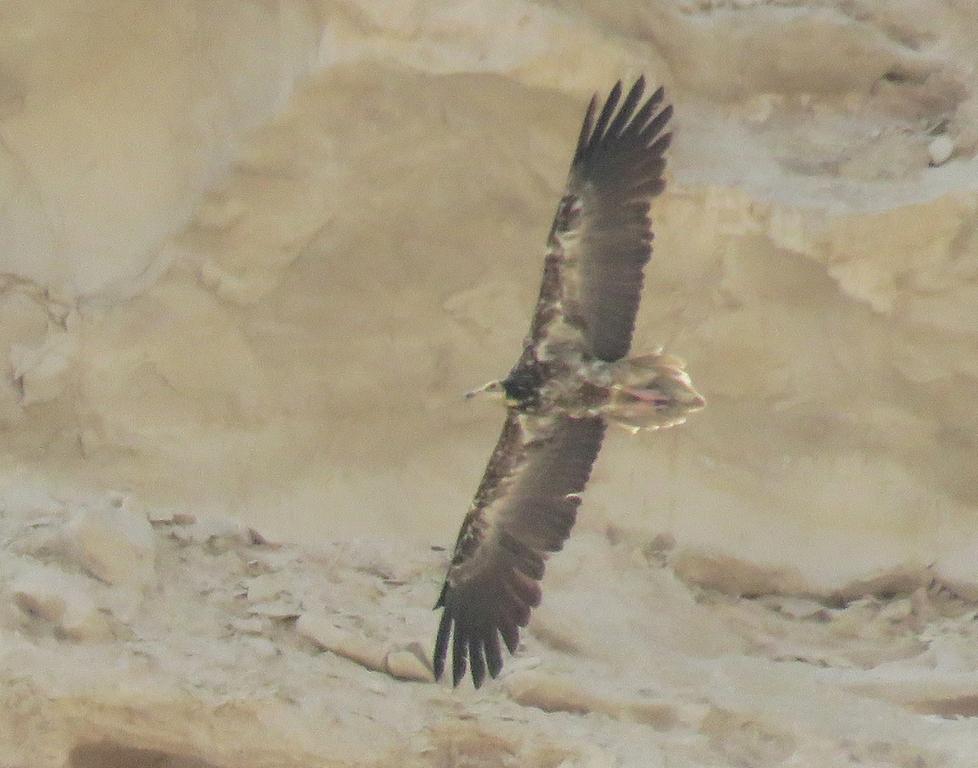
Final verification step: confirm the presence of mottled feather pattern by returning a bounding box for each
[433,415,605,687]
[535,76,672,362]
[434,77,671,687]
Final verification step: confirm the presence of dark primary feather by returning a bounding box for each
[531,76,672,361]
[433,415,605,687]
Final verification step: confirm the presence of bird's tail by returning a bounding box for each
[606,353,705,431]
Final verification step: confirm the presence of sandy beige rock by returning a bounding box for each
[2,508,977,767]
[66,505,156,589]
[10,565,111,641]
[1,1,977,766]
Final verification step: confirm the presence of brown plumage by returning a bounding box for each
[434,77,704,688]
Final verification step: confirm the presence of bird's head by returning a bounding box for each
[466,372,540,407]
[464,380,508,402]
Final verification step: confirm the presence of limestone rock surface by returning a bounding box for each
[1,1,978,765]
[2,496,978,767]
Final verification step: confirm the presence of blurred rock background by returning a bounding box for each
[1,0,974,592]
[2,2,978,765]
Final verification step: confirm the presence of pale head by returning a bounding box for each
[464,380,506,401]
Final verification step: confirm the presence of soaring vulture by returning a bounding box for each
[433,77,705,687]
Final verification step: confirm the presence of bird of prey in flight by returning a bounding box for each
[433,77,705,688]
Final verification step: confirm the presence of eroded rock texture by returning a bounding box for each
[1,1,977,765]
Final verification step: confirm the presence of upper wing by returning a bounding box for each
[530,77,673,362]
[433,413,605,687]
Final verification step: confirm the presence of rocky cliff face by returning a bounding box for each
[1,1,977,766]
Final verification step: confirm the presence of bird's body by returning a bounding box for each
[500,346,703,430]
[434,77,704,688]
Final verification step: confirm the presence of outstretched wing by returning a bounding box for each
[433,413,605,687]
[530,76,673,362]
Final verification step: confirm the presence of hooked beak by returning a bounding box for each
[464,381,503,401]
